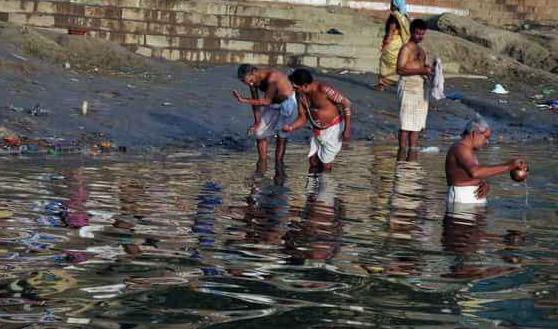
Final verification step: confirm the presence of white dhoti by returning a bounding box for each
[446,186,487,221]
[398,75,429,132]
[446,186,487,205]
[308,119,344,164]
[255,93,298,139]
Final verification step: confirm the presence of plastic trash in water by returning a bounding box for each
[36,216,63,227]
[3,135,21,147]
[81,101,88,115]
[491,84,509,95]
[45,201,67,216]
[542,87,555,95]
[420,146,440,153]
[29,103,49,116]
[8,104,25,112]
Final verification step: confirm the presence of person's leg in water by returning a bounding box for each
[274,160,286,186]
[398,129,409,150]
[409,131,419,150]
[406,148,418,162]
[308,155,322,174]
[256,138,268,173]
[275,137,287,164]
[397,146,407,161]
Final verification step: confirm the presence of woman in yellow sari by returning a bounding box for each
[376,0,411,91]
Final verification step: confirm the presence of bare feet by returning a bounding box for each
[374,83,386,92]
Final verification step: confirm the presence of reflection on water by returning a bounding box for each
[0,142,557,328]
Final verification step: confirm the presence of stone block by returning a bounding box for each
[36,2,56,14]
[301,55,318,67]
[123,33,142,44]
[135,46,152,57]
[318,56,355,70]
[121,8,144,21]
[286,42,306,54]
[120,20,147,33]
[53,2,85,16]
[0,0,34,13]
[145,34,173,48]
[162,49,180,61]
[10,13,55,27]
[220,39,255,51]
[84,6,122,19]
[177,37,204,49]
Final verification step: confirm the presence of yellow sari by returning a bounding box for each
[379,11,410,86]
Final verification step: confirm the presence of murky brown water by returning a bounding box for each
[0,142,556,328]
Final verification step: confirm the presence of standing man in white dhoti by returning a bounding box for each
[282,69,352,173]
[396,19,431,157]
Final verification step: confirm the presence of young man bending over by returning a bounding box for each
[283,69,352,173]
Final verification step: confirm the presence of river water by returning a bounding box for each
[0,142,556,328]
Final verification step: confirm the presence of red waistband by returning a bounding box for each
[312,116,343,136]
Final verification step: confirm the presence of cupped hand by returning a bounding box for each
[282,124,294,133]
[342,129,351,142]
[475,180,490,199]
[509,158,527,171]
[232,90,244,103]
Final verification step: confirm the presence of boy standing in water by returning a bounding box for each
[283,69,352,173]
[233,64,298,172]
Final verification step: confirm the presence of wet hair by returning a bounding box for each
[289,68,314,86]
[237,64,257,80]
[410,19,428,32]
[463,113,490,136]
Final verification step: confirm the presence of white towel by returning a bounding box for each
[431,57,445,101]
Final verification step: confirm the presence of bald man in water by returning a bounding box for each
[446,115,526,205]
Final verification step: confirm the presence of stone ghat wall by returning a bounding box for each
[0,0,555,71]
[0,0,386,71]
[253,0,558,27]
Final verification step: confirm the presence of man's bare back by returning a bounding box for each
[255,70,293,103]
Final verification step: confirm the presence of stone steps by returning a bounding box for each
[0,0,387,71]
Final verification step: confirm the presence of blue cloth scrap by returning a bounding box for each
[392,0,408,15]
